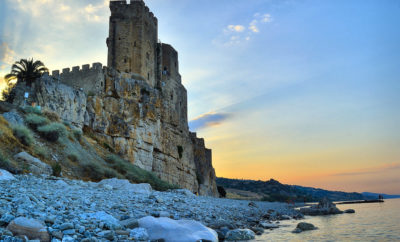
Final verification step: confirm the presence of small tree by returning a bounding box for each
[5,58,48,87]
[1,84,16,103]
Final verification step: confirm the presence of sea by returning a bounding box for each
[256,198,400,241]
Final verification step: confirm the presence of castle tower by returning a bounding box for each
[107,0,158,86]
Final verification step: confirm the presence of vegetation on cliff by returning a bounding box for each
[2,58,49,102]
[0,102,178,191]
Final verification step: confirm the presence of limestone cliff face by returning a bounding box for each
[15,71,218,196]
[85,69,217,195]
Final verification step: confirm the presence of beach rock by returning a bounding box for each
[54,180,69,188]
[173,189,195,197]
[7,217,50,241]
[120,218,139,229]
[225,229,255,241]
[13,152,53,176]
[0,213,15,226]
[292,222,318,233]
[138,216,218,242]
[98,178,152,194]
[300,197,343,215]
[59,222,74,231]
[248,201,258,207]
[209,218,233,229]
[344,209,355,213]
[80,211,120,229]
[251,226,264,235]
[260,222,279,229]
[129,228,149,241]
[0,169,15,181]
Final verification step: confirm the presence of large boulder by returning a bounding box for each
[292,222,318,233]
[7,217,50,241]
[300,197,343,216]
[138,216,218,242]
[260,222,279,229]
[13,152,52,176]
[98,178,152,194]
[129,228,149,241]
[344,209,355,214]
[2,111,24,126]
[0,169,15,181]
[225,229,255,241]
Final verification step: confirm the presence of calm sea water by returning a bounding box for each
[257,198,400,241]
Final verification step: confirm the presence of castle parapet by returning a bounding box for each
[50,63,106,95]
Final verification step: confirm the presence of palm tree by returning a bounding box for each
[5,58,48,87]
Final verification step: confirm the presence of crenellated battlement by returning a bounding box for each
[50,63,106,95]
[109,0,157,26]
[51,63,104,77]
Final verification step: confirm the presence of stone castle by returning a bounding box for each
[15,0,218,196]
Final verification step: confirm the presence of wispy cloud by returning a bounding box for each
[189,112,231,131]
[218,12,273,45]
[330,163,400,177]
[0,42,16,70]
[226,25,246,33]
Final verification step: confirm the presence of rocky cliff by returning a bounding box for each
[10,70,218,196]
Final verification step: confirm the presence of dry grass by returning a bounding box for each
[42,109,61,122]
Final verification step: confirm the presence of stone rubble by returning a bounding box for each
[0,175,303,241]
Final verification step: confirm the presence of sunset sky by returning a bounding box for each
[0,0,399,194]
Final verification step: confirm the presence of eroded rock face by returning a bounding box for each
[9,69,218,196]
[10,76,87,128]
[85,70,218,196]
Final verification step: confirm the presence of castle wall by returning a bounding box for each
[51,63,105,95]
[29,0,218,196]
[107,0,158,87]
[161,44,181,83]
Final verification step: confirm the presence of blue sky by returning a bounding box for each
[1,0,399,193]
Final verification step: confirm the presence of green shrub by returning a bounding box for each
[34,146,49,159]
[103,142,115,153]
[103,168,118,178]
[25,114,49,130]
[80,160,105,181]
[12,125,34,146]
[37,123,67,142]
[106,154,178,191]
[105,154,129,175]
[72,129,83,141]
[67,152,79,162]
[42,110,60,122]
[22,106,42,115]
[52,162,62,177]
[0,151,11,170]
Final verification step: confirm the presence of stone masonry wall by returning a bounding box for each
[107,0,158,87]
[51,63,105,95]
